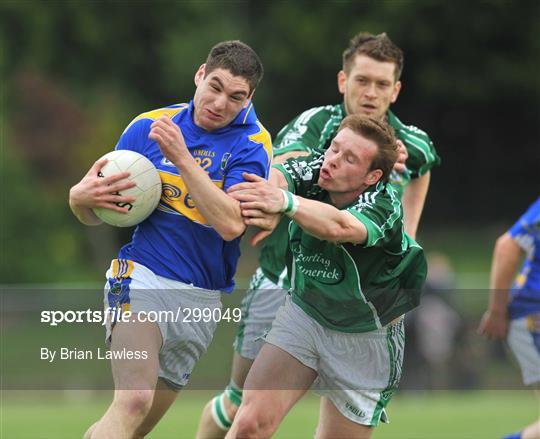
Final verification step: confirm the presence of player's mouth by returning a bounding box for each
[320,167,332,180]
[204,108,223,120]
[360,103,377,113]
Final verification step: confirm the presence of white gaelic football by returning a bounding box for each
[93,150,162,227]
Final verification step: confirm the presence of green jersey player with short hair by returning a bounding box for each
[227,114,427,438]
[259,104,437,290]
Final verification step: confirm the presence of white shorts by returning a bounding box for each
[104,259,221,389]
[266,296,404,427]
[508,313,540,386]
[233,268,287,360]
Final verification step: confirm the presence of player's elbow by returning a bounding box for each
[321,215,366,244]
[218,221,246,241]
[494,233,521,259]
[320,223,349,244]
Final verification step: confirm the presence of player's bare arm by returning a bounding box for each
[478,232,523,339]
[401,171,430,239]
[149,115,246,241]
[69,157,136,226]
[228,172,368,245]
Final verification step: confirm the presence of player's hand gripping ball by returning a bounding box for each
[93,150,162,227]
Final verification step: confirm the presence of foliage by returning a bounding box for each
[1,0,539,282]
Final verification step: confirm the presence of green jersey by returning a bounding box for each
[275,156,428,333]
[259,104,439,287]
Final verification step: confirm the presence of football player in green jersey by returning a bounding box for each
[226,114,427,438]
[196,32,439,438]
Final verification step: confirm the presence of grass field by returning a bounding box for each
[2,390,538,438]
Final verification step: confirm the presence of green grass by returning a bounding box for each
[2,390,538,438]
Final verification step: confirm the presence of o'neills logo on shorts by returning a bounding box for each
[292,246,344,285]
[345,402,366,419]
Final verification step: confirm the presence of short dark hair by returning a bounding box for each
[342,32,404,81]
[339,115,398,182]
[205,40,263,94]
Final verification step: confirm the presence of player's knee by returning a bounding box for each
[234,410,261,438]
[234,414,276,439]
[115,389,154,420]
[234,403,278,439]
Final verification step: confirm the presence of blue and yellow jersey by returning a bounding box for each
[114,100,272,292]
[509,197,540,319]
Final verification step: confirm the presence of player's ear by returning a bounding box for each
[194,64,206,86]
[390,80,401,104]
[337,70,347,95]
[243,90,255,108]
[365,169,383,186]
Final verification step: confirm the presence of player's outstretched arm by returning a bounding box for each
[228,172,368,245]
[478,232,523,339]
[69,158,136,226]
[286,196,368,244]
[402,171,430,239]
[149,116,246,241]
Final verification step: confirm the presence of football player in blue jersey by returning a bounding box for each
[479,197,540,439]
[69,40,271,438]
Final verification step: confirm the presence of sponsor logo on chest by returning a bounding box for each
[292,244,344,284]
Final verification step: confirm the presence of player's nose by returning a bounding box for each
[327,155,339,169]
[364,82,377,98]
[213,94,227,111]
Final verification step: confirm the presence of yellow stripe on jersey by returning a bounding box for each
[123,104,189,134]
[248,121,273,166]
[158,171,223,225]
[515,271,527,288]
[526,314,539,332]
[110,259,135,279]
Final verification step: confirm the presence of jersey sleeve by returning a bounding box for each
[509,197,540,252]
[273,155,324,198]
[223,123,272,191]
[346,183,403,248]
[396,126,440,179]
[115,117,152,154]
[273,107,330,157]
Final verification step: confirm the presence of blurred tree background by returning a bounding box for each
[1,0,539,284]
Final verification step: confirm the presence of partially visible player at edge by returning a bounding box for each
[479,197,540,439]
[69,40,271,438]
[196,32,440,438]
